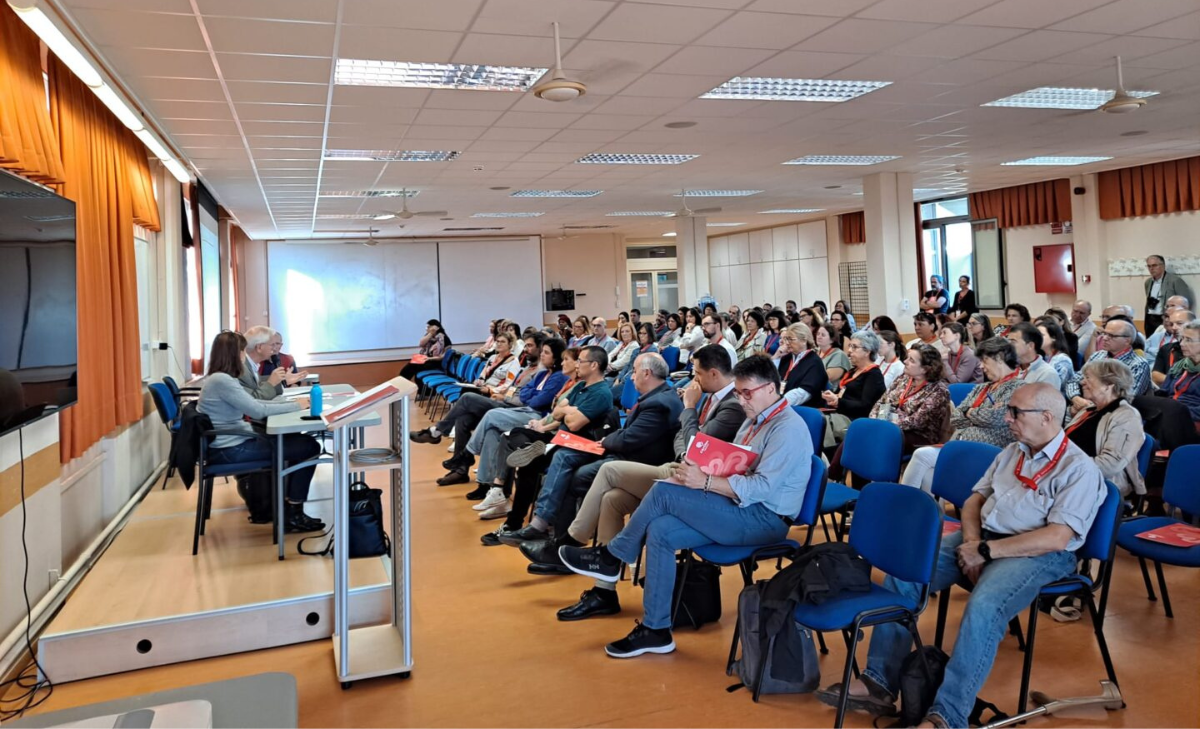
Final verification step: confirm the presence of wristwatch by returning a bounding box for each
[978,540,993,564]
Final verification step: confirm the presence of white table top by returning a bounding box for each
[266,384,381,434]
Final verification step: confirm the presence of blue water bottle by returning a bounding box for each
[309,383,323,418]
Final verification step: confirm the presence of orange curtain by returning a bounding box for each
[839,211,865,244]
[968,179,1071,229]
[1097,155,1200,220]
[0,3,65,183]
[48,57,161,461]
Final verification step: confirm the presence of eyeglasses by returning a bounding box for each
[1102,331,1129,339]
[1006,406,1046,419]
[1180,336,1200,345]
[733,382,775,401]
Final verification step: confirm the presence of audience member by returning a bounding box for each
[816,323,851,388]
[908,312,946,355]
[1005,323,1060,391]
[617,311,630,326]
[821,383,1105,729]
[585,317,618,353]
[901,338,1021,491]
[400,319,451,381]
[829,310,854,342]
[1157,319,1200,432]
[870,315,899,334]
[921,275,950,314]
[1144,254,1194,336]
[568,316,590,348]
[775,323,827,407]
[1034,318,1073,397]
[1070,300,1097,356]
[614,324,658,402]
[472,320,500,358]
[948,275,978,322]
[198,331,322,532]
[867,344,950,455]
[833,300,858,331]
[1152,309,1195,387]
[813,300,829,318]
[966,313,993,347]
[559,355,812,658]
[785,300,798,317]
[736,310,767,360]
[676,307,706,362]
[941,321,983,384]
[1066,359,1146,498]
[629,309,642,327]
[699,314,739,367]
[1068,318,1151,408]
[1040,308,1078,363]
[653,309,669,339]
[821,330,887,447]
[1145,295,1189,360]
[658,313,682,349]
[994,304,1031,337]
[763,309,786,355]
[877,331,906,389]
[606,323,639,380]
[722,311,741,343]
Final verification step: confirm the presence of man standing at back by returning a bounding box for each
[1144,255,1195,336]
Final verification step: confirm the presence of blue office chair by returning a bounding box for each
[791,483,942,726]
[948,383,975,407]
[191,409,275,555]
[929,441,1002,648]
[820,418,904,541]
[1117,444,1200,619]
[661,345,680,372]
[792,405,826,455]
[149,383,182,489]
[161,375,200,407]
[1017,481,1123,714]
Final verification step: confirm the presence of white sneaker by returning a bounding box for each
[447,442,456,452]
[472,487,506,511]
[478,499,512,520]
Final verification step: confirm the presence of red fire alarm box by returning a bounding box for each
[1033,243,1076,294]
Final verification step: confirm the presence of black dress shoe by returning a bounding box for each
[519,536,578,567]
[436,470,470,486]
[410,428,442,445]
[528,562,573,576]
[498,524,549,546]
[481,525,516,547]
[284,514,324,533]
[464,483,490,500]
[557,588,621,622]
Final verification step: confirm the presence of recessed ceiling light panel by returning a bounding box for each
[335,59,547,91]
[702,77,890,102]
[324,149,460,162]
[471,212,545,218]
[606,211,674,217]
[674,190,763,197]
[983,87,1157,110]
[576,153,698,165]
[759,208,825,214]
[1001,156,1113,166]
[784,155,900,165]
[510,190,603,198]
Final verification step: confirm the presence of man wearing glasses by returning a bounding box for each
[559,355,812,658]
[700,314,739,368]
[821,382,1105,728]
[1067,317,1151,411]
[584,317,618,354]
[1144,255,1194,337]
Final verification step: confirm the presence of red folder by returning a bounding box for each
[942,520,962,535]
[410,354,428,365]
[551,430,605,455]
[1135,523,1200,548]
[685,433,757,477]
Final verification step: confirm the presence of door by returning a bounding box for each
[631,272,654,313]
[655,271,679,312]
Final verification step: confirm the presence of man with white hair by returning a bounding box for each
[242,325,304,400]
[1145,295,1190,360]
[1069,300,1096,356]
[1144,254,1195,336]
[1067,317,1151,410]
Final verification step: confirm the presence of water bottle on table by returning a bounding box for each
[309,382,323,417]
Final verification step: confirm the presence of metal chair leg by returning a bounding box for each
[1136,556,1157,601]
[726,618,741,676]
[1152,560,1173,618]
[1009,617,1026,652]
[817,632,829,655]
[1017,599,1041,715]
[834,621,864,728]
[1084,592,1121,700]
[934,589,950,650]
[192,477,207,556]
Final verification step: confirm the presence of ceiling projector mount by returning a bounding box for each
[532,22,586,102]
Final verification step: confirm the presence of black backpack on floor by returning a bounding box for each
[667,554,722,629]
[893,645,1008,728]
[728,580,820,696]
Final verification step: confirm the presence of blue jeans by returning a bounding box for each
[862,532,1076,728]
[209,434,320,502]
[468,407,537,485]
[533,447,600,522]
[607,483,788,630]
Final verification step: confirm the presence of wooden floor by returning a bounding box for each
[15,396,1200,727]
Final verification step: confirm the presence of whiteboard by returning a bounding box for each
[267,240,439,357]
[436,238,543,342]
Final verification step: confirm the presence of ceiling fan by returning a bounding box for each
[531,22,586,102]
[373,189,447,220]
[1099,56,1148,114]
[670,190,721,218]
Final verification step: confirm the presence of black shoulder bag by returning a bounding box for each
[299,481,391,558]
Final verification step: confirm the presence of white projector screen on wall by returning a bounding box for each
[436,238,543,343]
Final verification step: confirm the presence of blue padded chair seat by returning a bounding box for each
[205,460,272,477]
[821,482,859,513]
[693,539,800,566]
[1038,575,1094,596]
[1118,517,1200,567]
[792,583,919,632]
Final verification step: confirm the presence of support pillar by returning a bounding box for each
[676,216,709,308]
[863,172,919,331]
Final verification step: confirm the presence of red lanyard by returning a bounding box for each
[740,332,756,350]
[1169,348,1178,368]
[739,399,788,445]
[999,326,1011,337]
[784,350,808,379]
[949,347,963,374]
[897,378,925,408]
[482,353,513,379]
[971,370,1019,408]
[839,363,879,390]
[1013,436,1070,491]
[1064,407,1101,436]
[1172,372,1197,400]
[819,348,833,359]
[1110,348,1132,360]
[698,393,721,425]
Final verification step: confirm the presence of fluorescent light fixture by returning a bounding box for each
[759,208,824,214]
[323,149,461,162]
[702,77,890,102]
[320,190,418,198]
[662,232,677,237]
[91,84,144,131]
[784,155,899,166]
[134,129,171,160]
[8,0,103,87]
[471,212,544,218]
[373,214,396,221]
[606,211,673,217]
[510,190,603,198]
[983,87,1158,110]
[335,59,547,91]
[576,153,698,165]
[706,222,745,227]
[674,190,762,197]
[162,158,191,184]
[1001,156,1112,166]
[445,226,504,231]
[317,214,376,219]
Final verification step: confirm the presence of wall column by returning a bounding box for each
[863,172,919,329]
[676,216,709,307]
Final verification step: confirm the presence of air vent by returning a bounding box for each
[443,226,503,231]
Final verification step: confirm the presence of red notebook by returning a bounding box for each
[410,354,428,365]
[1135,523,1200,548]
[942,520,962,535]
[551,430,606,455]
[685,433,758,477]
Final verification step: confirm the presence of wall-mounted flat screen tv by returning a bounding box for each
[0,169,78,437]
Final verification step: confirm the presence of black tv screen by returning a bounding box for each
[0,169,78,437]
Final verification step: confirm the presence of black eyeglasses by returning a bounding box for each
[1006,406,1046,419]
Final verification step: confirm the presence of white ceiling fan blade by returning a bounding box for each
[414,210,449,217]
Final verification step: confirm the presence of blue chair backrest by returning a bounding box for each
[792,406,825,455]
[661,346,680,372]
[850,482,942,585]
[948,383,975,407]
[441,349,457,373]
[456,355,473,380]
[841,418,903,483]
[161,375,182,402]
[795,455,827,528]
[148,383,178,426]
[469,357,486,381]
[1077,481,1122,563]
[1163,445,1200,515]
[930,441,1002,509]
[1136,434,1155,479]
[620,380,640,411]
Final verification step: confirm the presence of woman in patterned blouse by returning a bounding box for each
[869,344,951,454]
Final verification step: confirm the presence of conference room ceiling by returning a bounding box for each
[57,0,1200,241]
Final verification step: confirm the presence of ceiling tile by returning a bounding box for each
[336,26,462,63]
[887,25,1030,59]
[478,127,560,141]
[404,124,490,141]
[72,8,206,51]
[694,12,837,50]
[204,17,334,56]
[1046,35,1192,65]
[569,114,662,130]
[216,53,333,83]
[910,58,1028,85]
[971,30,1114,62]
[341,0,485,30]
[590,96,688,116]
[153,99,233,119]
[1132,11,1200,41]
[1049,0,1199,34]
[197,0,338,22]
[742,0,874,16]
[549,128,627,144]
[226,81,329,105]
[636,0,755,8]
[328,105,419,125]
[332,86,430,108]
[422,90,524,111]
[1122,40,1200,70]
[742,50,866,77]
[618,73,730,98]
[792,18,940,54]
[135,77,227,102]
[829,54,945,81]
[650,45,774,75]
[857,0,996,22]
[235,103,327,122]
[99,46,216,80]
[955,0,1113,29]
[452,33,562,67]
[413,108,505,127]
[470,0,615,37]
[242,121,325,135]
[168,118,241,135]
[588,3,732,44]
[495,110,583,129]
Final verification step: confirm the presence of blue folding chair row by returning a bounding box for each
[818,418,904,542]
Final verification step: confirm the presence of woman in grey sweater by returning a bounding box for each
[198,331,323,532]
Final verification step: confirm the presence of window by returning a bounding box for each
[133,226,157,382]
[626,245,677,259]
[919,196,1005,309]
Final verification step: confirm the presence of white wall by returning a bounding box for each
[1103,210,1200,313]
[709,220,829,311]
[541,233,623,322]
[1001,224,1080,315]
